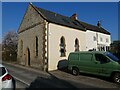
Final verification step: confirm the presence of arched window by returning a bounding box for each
[36,36,38,56]
[60,36,66,57]
[93,36,96,41]
[75,38,79,52]
[20,40,23,57]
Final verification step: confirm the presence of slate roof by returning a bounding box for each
[76,20,110,35]
[34,6,85,31]
[32,4,110,35]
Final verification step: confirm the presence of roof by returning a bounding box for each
[76,20,110,35]
[33,6,85,31]
[31,4,110,35]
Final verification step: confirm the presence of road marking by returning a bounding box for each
[12,75,30,86]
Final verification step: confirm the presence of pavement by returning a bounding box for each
[2,61,49,76]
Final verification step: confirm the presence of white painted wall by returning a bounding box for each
[86,30,111,51]
[97,32,111,46]
[86,30,97,51]
[48,23,86,71]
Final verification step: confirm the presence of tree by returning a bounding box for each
[110,40,120,59]
[2,31,18,61]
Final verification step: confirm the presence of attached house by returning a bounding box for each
[80,21,111,51]
[17,3,111,71]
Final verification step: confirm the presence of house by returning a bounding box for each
[17,3,111,71]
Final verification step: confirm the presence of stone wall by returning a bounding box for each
[17,4,45,70]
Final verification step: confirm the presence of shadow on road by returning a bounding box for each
[59,68,116,85]
[26,72,79,89]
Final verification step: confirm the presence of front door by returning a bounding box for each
[26,48,30,66]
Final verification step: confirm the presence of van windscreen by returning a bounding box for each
[104,52,119,62]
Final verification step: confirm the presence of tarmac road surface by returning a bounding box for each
[3,62,120,89]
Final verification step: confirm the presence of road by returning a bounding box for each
[3,62,120,89]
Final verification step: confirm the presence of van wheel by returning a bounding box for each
[113,73,120,84]
[72,68,79,76]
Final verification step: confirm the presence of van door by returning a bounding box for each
[80,53,103,75]
[79,53,93,73]
[94,54,112,76]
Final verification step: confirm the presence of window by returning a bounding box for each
[106,38,109,43]
[95,54,109,64]
[60,36,66,57]
[0,67,6,76]
[75,38,79,51]
[104,52,119,62]
[20,40,23,57]
[69,53,79,60]
[100,37,103,42]
[80,54,92,62]
[36,36,38,56]
[93,36,96,41]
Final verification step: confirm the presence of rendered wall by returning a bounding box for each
[48,23,86,71]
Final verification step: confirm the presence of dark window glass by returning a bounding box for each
[36,37,38,56]
[60,36,66,57]
[0,67,6,76]
[69,53,79,60]
[95,54,109,64]
[75,38,79,52]
[80,54,92,61]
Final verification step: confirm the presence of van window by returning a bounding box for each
[95,54,109,63]
[69,53,79,60]
[80,53,92,61]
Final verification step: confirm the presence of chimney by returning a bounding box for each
[97,21,101,28]
[70,13,77,20]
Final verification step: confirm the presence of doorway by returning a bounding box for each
[26,48,30,66]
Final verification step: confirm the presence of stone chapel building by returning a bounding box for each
[17,3,111,71]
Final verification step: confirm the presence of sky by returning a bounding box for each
[2,2,119,43]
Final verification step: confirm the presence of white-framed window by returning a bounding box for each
[100,37,103,42]
[106,38,109,43]
[93,36,96,41]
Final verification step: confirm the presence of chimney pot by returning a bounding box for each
[97,21,101,28]
[70,13,77,20]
